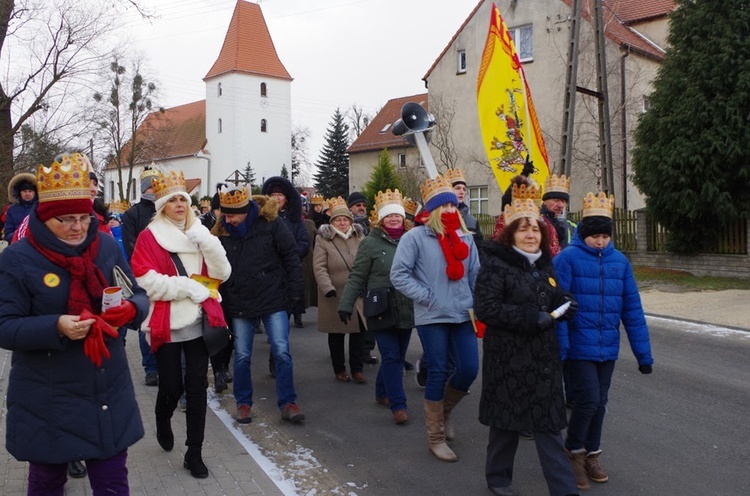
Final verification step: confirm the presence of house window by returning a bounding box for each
[261,119,267,132]
[108,181,114,201]
[509,25,533,62]
[468,185,489,215]
[398,154,406,169]
[130,179,137,201]
[457,49,467,74]
[642,95,651,113]
[218,118,223,133]
[218,82,222,96]
[260,82,267,97]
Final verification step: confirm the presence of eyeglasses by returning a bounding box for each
[54,215,95,227]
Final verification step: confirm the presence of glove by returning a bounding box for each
[186,278,211,303]
[639,364,653,375]
[536,311,556,331]
[80,309,119,367]
[325,290,337,298]
[101,300,136,328]
[563,297,579,321]
[339,311,351,324]
[290,296,305,315]
[186,222,211,247]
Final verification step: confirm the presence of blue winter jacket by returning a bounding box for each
[390,224,479,326]
[0,211,149,463]
[552,234,653,366]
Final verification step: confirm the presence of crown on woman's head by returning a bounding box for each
[444,167,466,185]
[310,194,325,206]
[375,189,403,210]
[219,186,249,209]
[326,196,351,219]
[504,198,540,225]
[108,200,130,214]
[420,175,453,204]
[544,174,571,194]
[402,197,420,216]
[152,170,187,201]
[512,182,542,206]
[582,192,615,218]
[36,152,93,203]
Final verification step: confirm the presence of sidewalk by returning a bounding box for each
[640,288,750,330]
[0,332,286,496]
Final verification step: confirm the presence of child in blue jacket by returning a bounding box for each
[553,192,653,490]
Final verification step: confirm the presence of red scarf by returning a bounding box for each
[130,229,227,352]
[437,211,469,280]
[27,230,107,314]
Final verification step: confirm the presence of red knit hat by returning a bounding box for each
[35,153,94,222]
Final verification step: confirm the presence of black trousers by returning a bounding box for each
[328,332,364,374]
[155,336,209,450]
[485,427,578,496]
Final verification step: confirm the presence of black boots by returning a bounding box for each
[184,448,209,478]
[155,391,175,452]
[67,460,86,478]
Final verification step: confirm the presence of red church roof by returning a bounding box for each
[347,94,428,154]
[204,0,292,81]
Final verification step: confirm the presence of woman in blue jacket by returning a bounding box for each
[553,193,654,490]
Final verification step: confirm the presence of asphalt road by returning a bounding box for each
[214,310,750,496]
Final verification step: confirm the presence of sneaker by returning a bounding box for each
[236,404,252,424]
[179,395,187,412]
[144,371,158,387]
[281,403,305,423]
[415,359,427,389]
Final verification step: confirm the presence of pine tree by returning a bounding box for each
[243,162,256,188]
[313,108,350,198]
[281,163,289,179]
[631,0,750,253]
[362,149,404,208]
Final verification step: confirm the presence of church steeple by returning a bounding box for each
[204,0,292,81]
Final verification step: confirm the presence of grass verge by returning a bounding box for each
[634,266,750,291]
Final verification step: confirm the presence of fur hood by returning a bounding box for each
[211,195,279,237]
[261,176,302,223]
[317,222,365,241]
[7,173,37,203]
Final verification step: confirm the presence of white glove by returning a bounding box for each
[185,278,211,303]
[186,222,211,247]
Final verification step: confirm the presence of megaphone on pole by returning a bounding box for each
[391,102,438,179]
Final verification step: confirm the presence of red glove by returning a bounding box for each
[81,310,119,367]
[102,300,136,328]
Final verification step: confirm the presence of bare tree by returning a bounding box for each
[345,103,373,141]
[291,125,312,187]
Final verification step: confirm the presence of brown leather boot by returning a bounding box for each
[443,384,469,441]
[585,450,609,483]
[567,449,591,490]
[423,400,457,462]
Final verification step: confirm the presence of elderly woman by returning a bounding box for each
[474,198,579,496]
[0,152,150,495]
[313,197,366,383]
[339,190,415,425]
[130,170,231,479]
[390,175,480,462]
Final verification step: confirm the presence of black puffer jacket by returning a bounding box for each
[261,176,309,259]
[122,198,155,259]
[474,242,570,433]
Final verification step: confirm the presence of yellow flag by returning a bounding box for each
[477,3,550,194]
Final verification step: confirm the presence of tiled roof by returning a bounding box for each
[204,0,292,81]
[347,94,428,154]
[613,0,676,24]
[105,100,207,169]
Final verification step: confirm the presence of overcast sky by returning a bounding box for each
[122,0,481,175]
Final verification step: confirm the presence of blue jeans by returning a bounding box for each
[233,310,297,410]
[565,360,616,452]
[374,328,412,412]
[139,330,158,374]
[417,321,479,401]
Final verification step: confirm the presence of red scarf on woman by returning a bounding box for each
[438,211,469,280]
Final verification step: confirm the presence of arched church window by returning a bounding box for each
[261,119,267,133]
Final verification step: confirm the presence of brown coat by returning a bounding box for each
[313,224,365,333]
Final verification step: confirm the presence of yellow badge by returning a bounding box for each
[548,277,557,287]
[44,273,60,288]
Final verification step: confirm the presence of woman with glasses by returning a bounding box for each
[0,152,150,495]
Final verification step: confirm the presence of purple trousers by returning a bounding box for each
[27,450,128,496]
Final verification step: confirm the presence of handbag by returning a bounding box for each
[363,287,398,331]
[168,253,231,357]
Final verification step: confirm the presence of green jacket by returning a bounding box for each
[339,226,414,330]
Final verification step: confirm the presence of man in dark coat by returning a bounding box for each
[347,191,370,236]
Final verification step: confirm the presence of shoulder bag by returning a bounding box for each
[363,286,398,331]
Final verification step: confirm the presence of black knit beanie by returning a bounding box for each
[578,216,612,239]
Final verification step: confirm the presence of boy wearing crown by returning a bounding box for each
[553,193,654,490]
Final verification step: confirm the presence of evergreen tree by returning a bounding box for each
[362,149,404,208]
[632,0,750,253]
[243,162,256,188]
[313,108,350,198]
[281,163,289,179]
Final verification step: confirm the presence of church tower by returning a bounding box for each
[204,0,293,191]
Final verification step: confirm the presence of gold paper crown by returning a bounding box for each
[512,182,542,206]
[310,194,325,206]
[369,207,379,226]
[402,197,420,216]
[140,163,160,182]
[504,198,540,225]
[200,199,211,208]
[375,189,403,211]
[420,174,454,205]
[582,192,615,218]
[108,200,130,214]
[327,196,351,219]
[36,152,93,203]
[444,167,466,185]
[219,186,249,209]
[544,174,571,194]
[152,170,187,201]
